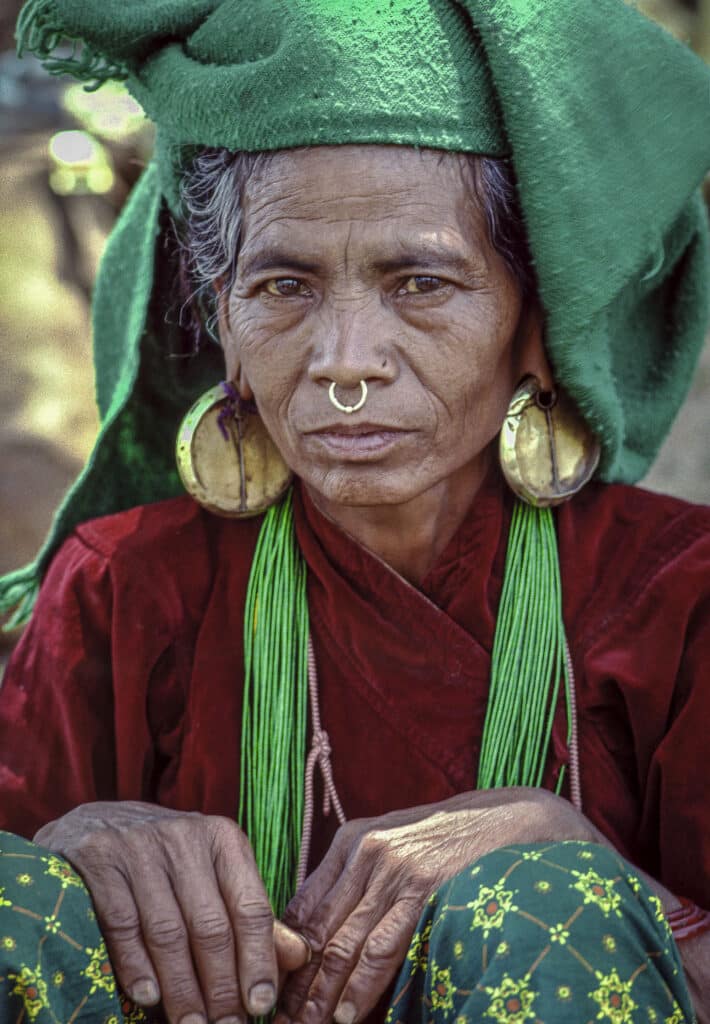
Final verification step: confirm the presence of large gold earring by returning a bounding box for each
[499,376,600,507]
[176,382,292,517]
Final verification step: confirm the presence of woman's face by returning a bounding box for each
[222,145,543,509]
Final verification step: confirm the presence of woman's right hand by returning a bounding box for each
[34,801,310,1024]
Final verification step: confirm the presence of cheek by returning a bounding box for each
[227,306,306,413]
[416,304,520,431]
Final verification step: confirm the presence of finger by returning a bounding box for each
[274,920,312,973]
[211,820,278,1016]
[129,870,208,1024]
[277,958,321,1021]
[283,823,356,931]
[278,881,364,1019]
[168,832,244,1023]
[281,893,384,1024]
[83,862,161,1008]
[333,899,422,1024]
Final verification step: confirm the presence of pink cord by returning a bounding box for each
[295,633,583,886]
[296,635,347,887]
[564,635,583,813]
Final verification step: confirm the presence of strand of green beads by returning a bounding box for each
[240,490,309,918]
[477,501,569,791]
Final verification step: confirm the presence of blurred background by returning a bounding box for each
[0,0,709,654]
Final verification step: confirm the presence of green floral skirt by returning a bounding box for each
[0,832,694,1023]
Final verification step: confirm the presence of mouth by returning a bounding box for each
[303,423,411,458]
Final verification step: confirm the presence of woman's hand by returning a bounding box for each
[34,801,310,1024]
[278,787,602,1024]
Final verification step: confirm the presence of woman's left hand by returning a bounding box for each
[277,788,604,1024]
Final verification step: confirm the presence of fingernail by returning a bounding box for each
[249,982,276,1015]
[216,1017,244,1024]
[334,1001,358,1024]
[129,978,159,1005]
[179,1015,205,1024]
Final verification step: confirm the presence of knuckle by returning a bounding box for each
[165,977,201,1011]
[188,914,233,953]
[361,927,400,970]
[322,936,359,973]
[356,830,386,860]
[205,980,241,1008]
[234,899,273,931]
[99,905,142,941]
[144,916,187,950]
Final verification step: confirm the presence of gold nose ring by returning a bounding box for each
[328,380,368,414]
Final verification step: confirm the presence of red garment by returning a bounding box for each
[1,475,709,906]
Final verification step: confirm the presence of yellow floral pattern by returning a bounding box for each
[8,964,50,1021]
[0,831,152,1023]
[482,974,536,1024]
[406,920,432,976]
[42,854,84,889]
[589,968,637,1023]
[388,841,693,1024]
[84,940,117,995]
[430,961,456,1013]
[570,868,622,917]
[467,880,518,939]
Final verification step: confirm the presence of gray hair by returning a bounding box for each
[178,148,536,339]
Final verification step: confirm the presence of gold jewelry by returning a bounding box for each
[328,380,367,414]
[499,376,600,507]
[176,382,292,517]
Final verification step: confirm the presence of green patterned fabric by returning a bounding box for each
[0,831,153,1022]
[3,0,709,624]
[0,832,693,1021]
[390,841,694,1023]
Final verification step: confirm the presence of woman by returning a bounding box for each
[0,0,709,1021]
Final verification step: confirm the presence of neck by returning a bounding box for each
[305,452,493,587]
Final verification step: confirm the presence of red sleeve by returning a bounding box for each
[0,536,118,837]
[575,507,710,910]
[0,516,176,840]
[645,583,710,909]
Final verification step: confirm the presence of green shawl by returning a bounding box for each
[3,0,709,625]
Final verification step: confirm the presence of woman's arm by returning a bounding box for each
[277,789,709,1024]
[0,536,118,835]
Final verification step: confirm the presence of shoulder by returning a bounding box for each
[74,494,213,560]
[558,482,710,645]
[49,495,262,624]
[561,481,710,558]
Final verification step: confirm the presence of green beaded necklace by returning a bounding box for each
[239,491,571,914]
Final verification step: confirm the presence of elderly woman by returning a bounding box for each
[1,0,709,1021]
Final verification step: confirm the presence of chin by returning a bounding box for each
[303,463,434,508]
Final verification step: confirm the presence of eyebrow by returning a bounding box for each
[238,243,482,279]
[238,252,322,278]
[369,249,478,275]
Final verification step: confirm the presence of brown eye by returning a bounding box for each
[264,278,311,297]
[400,275,444,294]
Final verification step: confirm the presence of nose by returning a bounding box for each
[308,303,398,393]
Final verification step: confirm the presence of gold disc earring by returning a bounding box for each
[499,376,600,507]
[176,382,292,517]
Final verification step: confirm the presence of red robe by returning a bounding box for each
[1,474,709,905]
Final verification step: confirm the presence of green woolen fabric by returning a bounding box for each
[3,0,710,624]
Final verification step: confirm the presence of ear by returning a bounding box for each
[513,301,554,391]
[215,281,254,401]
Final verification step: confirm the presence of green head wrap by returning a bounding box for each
[3,0,709,625]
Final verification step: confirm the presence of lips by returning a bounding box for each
[303,422,411,458]
[304,422,406,436]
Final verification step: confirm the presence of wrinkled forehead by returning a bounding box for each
[237,145,488,260]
